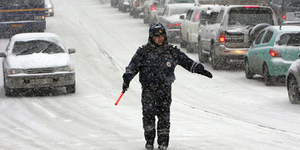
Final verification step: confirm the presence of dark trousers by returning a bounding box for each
[141,83,172,146]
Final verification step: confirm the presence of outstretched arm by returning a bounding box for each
[174,48,213,78]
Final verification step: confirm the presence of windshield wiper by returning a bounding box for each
[41,43,54,53]
[16,46,38,56]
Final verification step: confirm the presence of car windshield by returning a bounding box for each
[13,40,65,55]
[170,7,190,15]
[0,0,44,6]
[228,9,275,26]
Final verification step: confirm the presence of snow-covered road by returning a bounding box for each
[0,0,300,149]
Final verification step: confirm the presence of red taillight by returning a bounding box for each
[169,23,180,27]
[244,6,259,8]
[151,5,156,11]
[282,15,286,19]
[269,49,281,57]
[219,34,225,42]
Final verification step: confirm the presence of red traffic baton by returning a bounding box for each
[115,91,125,106]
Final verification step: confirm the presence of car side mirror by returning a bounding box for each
[68,48,76,54]
[180,15,184,19]
[0,52,6,57]
[247,40,253,46]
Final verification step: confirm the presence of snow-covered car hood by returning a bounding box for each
[6,53,71,69]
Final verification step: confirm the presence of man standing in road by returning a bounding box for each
[122,23,213,150]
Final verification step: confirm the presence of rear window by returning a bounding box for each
[169,0,195,3]
[287,0,300,8]
[280,33,300,46]
[228,8,275,26]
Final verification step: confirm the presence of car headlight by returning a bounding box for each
[56,65,74,72]
[34,16,45,20]
[7,69,24,75]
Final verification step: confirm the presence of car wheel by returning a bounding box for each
[287,75,300,104]
[263,64,272,86]
[211,46,224,70]
[143,13,149,24]
[198,40,208,63]
[245,58,254,79]
[66,83,76,94]
[180,39,187,48]
[4,86,15,97]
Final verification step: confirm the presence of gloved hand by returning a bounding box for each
[194,64,213,78]
[123,82,129,92]
[122,72,134,92]
[199,69,213,78]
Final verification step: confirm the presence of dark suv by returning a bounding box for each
[198,5,278,69]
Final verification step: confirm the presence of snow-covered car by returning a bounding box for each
[198,5,278,70]
[129,0,145,18]
[286,54,300,104]
[143,0,159,24]
[118,0,131,12]
[245,25,300,86]
[156,3,194,43]
[180,4,216,53]
[45,0,54,16]
[0,33,76,96]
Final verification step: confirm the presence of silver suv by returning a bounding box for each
[180,4,216,53]
[198,5,278,70]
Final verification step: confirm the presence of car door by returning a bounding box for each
[181,9,194,41]
[248,29,266,74]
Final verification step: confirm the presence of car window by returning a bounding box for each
[215,9,224,24]
[228,9,275,26]
[254,30,265,45]
[262,30,273,43]
[13,40,65,55]
[169,7,190,16]
[186,9,193,20]
[286,34,300,46]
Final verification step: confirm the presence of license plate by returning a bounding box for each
[30,78,52,84]
[11,24,23,28]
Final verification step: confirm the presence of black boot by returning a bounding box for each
[145,141,154,150]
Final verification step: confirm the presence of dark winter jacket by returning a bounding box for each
[124,39,205,87]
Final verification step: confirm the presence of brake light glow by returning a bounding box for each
[169,23,180,26]
[269,49,281,57]
[219,34,225,42]
[244,6,259,8]
[282,15,286,19]
[151,5,156,11]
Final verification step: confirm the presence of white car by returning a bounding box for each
[286,54,300,104]
[45,0,54,16]
[156,3,194,42]
[0,33,76,96]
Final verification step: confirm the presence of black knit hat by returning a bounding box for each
[149,23,166,37]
